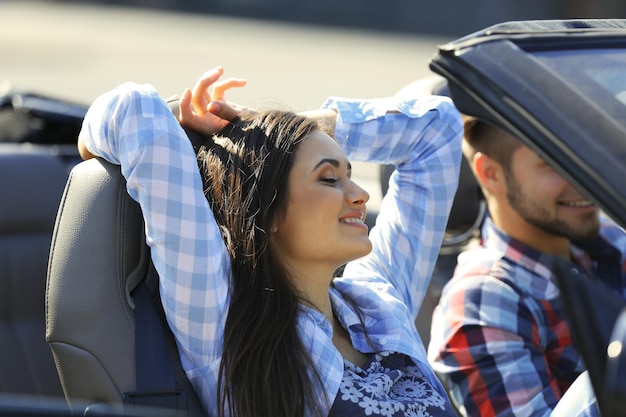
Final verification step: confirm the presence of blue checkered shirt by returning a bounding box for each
[79,82,463,417]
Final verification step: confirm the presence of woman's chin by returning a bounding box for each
[344,242,373,264]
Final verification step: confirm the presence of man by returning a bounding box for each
[427,116,626,416]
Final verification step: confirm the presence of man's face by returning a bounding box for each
[504,146,600,242]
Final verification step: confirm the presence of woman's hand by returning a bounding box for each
[178,66,247,136]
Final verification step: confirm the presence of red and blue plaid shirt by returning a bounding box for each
[428,216,626,417]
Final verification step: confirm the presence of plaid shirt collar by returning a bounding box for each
[481,216,625,296]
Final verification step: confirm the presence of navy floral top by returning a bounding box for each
[329,352,457,417]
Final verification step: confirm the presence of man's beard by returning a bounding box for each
[505,173,600,243]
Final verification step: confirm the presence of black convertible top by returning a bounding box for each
[442,19,626,50]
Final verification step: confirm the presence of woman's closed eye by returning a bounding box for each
[314,158,351,186]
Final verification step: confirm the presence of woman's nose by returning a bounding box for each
[348,180,370,205]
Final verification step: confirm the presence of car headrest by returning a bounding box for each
[394,75,450,100]
[0,146,70,233]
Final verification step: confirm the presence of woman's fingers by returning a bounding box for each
[177,88,194,125]
[191,66,225,115]
[179,67,248,135]
[179,88,234,135]
[207,100,244,122]
[211,78,247,101]
[191,67,247,114]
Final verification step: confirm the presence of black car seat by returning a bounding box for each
[0,145,71,399]
[45,158,205,417]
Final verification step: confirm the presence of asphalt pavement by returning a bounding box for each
[0,1,451,210]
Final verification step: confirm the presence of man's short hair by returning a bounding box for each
[462,116,522,172]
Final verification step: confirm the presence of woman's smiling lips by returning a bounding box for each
[340,211,368,230]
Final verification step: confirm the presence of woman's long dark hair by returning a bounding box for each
[196,110,326,417]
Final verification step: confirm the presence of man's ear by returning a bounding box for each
[472,152,506,195]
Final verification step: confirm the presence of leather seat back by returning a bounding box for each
[46,158,146,409]
[0,146,69,398]
[46,157,205,417]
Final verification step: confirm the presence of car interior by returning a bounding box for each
[0,145,69,400]
[0,88,86,407]
[0,81,486,416]
[23,72,624,417]
[554,256,626,417]
[46,157,205,417]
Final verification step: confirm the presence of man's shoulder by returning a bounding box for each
[440,247,523,301]
[435,251,528,329]
[454,246,507,279]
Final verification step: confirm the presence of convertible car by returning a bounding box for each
[1,18,625,417]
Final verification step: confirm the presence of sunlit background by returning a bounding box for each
[4,0,623,108]
[1,0,624,206]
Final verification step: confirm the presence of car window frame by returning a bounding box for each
[429,26,626,228]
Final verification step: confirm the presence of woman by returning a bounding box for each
[78,67,463,417]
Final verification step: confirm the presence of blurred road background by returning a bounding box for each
[29,0,626,38]
[0,2,448,109]
[2,0,623,209]
[1,1,451,208]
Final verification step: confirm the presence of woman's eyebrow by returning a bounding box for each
[313,158,352,171]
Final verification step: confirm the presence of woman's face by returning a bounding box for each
[271,131,371,274]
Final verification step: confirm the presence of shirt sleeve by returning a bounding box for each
[429,274,567,417]
[78,82,231,367]
[322,95,463,318]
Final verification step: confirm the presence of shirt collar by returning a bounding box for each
[481,216,624,296]
[481,217,556,281]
